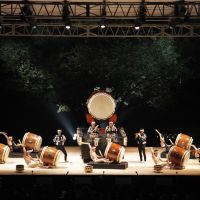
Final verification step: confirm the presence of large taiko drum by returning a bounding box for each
[0,143,10,164]
[40,146,62,167]
[168,146,190,168]
[87,92,116,120]
[22,132,42,152]
[175,133,193,150]
[104,142,125,163]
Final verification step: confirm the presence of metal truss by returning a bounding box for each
[1,1,200,37]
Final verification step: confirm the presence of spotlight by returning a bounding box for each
[63,0,71,29]
[30,19,37,29]
[65,21,71,29]
[100,19,106,29]
[134,19,142,30]
[100,24,106,28]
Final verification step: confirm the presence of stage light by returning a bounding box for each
[62,0,71,29]
[65,25,71,29]
[134,19,142,30]
[100,0,106,29]
[73,134,76,140]
[100,19,106,29]
[64,19,71,29]
[100,24,106,29]
[48,103,77,140]
[30,20,37,29]
[135,26,140,30]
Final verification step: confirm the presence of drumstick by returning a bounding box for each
[18,139,22,144]
[81,142,90,145]
[99,150,103,157]
[169,139,174,145]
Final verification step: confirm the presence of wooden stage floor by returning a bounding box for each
[0,147,200,176]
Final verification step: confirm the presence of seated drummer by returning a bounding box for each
[0,132,24,152]
[105,121,117,142]
[87,121,99,141]
[88,143,113,163]
[150,147,172,168]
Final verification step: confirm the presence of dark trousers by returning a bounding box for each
[138,144,146,161]
[56,145,67,161]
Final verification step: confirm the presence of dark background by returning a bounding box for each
[0,37,200,147]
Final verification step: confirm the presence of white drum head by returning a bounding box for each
[87,92,116,120]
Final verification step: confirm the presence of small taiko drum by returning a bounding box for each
[168,146,190,168]
[0,143,10,164]
[154,164,163,173]
[16,164,24,173]
[87,91,116,120]
[85,165,93,173]
[40,146,62,167]
[175,133,193,150]
[104,142,125,163]
[22,132,42,152]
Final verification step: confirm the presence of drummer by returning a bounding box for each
[105,121,117,142]
[87,121,99,142]
[0,132,24,152]
[150,147,172,168]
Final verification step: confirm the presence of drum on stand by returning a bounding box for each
[0,143,10,164]
[22,132,42,152]
[104,142,125,163]
[168,146,190,168]
[175,133,193,150]
[87,91,116,120]
[40,146,62,167]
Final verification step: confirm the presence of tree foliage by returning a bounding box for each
[0,38,188,114]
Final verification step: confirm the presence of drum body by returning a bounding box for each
[104,142,125,163]
[22,132,42,152]
[168,146,190,168]
[40,146,62,167]
[0,143,10,163]
[87,92,116,120]
[175,133,193,150]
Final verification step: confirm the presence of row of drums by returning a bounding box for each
[0,132,63,167]
[167,133,193,168]
[0,143,63,167]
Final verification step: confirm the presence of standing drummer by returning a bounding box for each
[53,129,67,162]
[105,121,117,142]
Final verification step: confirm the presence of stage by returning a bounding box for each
[0,147,200,176]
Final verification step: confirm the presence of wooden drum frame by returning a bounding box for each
[22,132,42,152]
[104,142,125,163]
[175,133,193,150]
[168,146,190,168]
[0,143,10,163]
[40,146,62,167]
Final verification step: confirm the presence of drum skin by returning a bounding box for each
[22,132,42,152]
[168,146,190,167]
[87,92,116,120]
[40,146,61,166]
[104,142,125,163]
[0,143,10,163]
[175,133,193,150]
